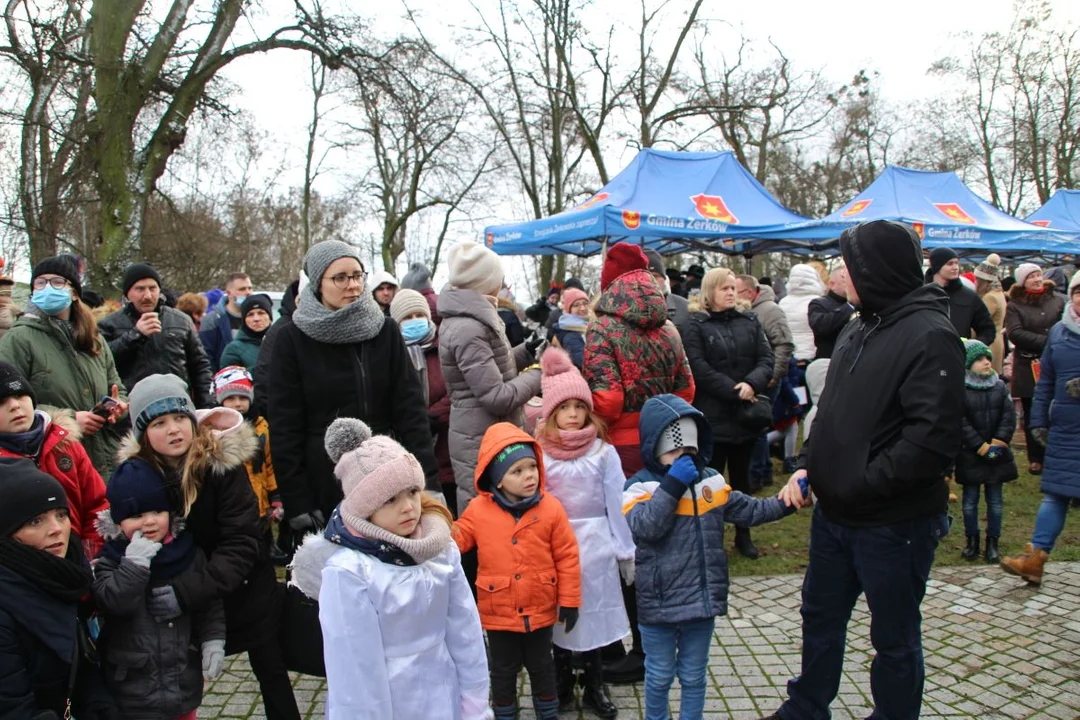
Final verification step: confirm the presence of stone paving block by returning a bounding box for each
[201,561,1080,718]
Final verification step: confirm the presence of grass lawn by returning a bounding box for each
[728,446,1080,577]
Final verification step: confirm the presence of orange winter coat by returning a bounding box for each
[454,423,581,633]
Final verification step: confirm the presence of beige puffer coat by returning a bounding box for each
[438,287,541,511]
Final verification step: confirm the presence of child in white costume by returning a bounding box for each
[535,348,635,717]
[289,417,492,720]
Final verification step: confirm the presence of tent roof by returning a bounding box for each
[815,166,1074,255]
[1026,189,1080,233]
[483,149,834,256]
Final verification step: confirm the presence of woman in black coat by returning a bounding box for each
[268,241,440,530]
[680,268,774,560]
[118,375,300,720]
[0,458,118,720]
[956,341,1018,564]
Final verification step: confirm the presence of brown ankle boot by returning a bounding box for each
[1001,543,1049,585]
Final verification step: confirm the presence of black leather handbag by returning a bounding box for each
[738,394,774,433]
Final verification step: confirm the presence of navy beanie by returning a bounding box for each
[486,443,537,489]
[107,460,171,524]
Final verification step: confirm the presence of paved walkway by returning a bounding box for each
[203,561,1080,719]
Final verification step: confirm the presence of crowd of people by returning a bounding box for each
[0,226,1077,720]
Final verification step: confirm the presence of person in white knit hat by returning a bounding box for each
[437,241,543,512]
[290,417,492,720]
[973,253,1007,374]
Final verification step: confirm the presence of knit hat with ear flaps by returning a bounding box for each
[326,418,426,529]
[448,241,504,294]
[974,253,1002,282]
[540,347,592,420]
[964,339,993,369]
[655,416,699,459]
[601,243,649,291]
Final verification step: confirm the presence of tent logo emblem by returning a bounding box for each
[485,232,494,247]
[690,194,738,224]
[912,222,925,239]
[842,199,873,217]
[1031,220,1051,228]
[933,203,976,225]
[577,192,610,210]
[622,210,642,230]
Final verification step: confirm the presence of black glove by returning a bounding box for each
[288,509,326,532]
[525,332,546,357]
[558,606,579,634]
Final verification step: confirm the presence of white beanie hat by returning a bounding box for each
[448,241,504,295]
[1014,263,1041,286]
[1069,270,1080,297]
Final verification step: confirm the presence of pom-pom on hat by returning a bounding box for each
[974,253,1001,282]
[964,339,993,369]
[540,347,592,420]
[655,416,699,459]
[212,365,254,403]
[561,288,589,315]
[600,243,649,291]
[326,418,426,530]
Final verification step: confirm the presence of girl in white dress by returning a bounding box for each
[290,417,492,720]
[535,348,636,718]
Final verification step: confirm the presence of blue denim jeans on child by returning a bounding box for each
[961,483,1003,537]
[1032,493,1072,552]
[778,505,949,720]
[639,617,715,720]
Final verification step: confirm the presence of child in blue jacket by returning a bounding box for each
[622,394,805,720]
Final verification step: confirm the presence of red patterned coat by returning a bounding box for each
[583,269,695,459]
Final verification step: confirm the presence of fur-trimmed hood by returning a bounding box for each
[116,406,257,473]
[288,533,344,600]
[94,507,186,542]
[1009,279,1058,305]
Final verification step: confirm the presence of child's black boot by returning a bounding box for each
[984,535,1000,564]
[581,650,618,718]
[961,535,979,560]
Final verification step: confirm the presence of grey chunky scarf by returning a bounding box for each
[291,284,385,344]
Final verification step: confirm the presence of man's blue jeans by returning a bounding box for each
[1033,493,1072,552]
[638,617,715,720]
[778,506,948,720]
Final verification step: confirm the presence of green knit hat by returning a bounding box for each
[964,339,993,369]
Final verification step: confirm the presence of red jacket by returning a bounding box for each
[454,423,581,632]
[0,410,108,556]
[584,269,695,448]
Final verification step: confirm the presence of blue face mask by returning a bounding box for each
[30,285,73,316]
[401,318,431,343]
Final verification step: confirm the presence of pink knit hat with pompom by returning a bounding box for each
[541,347,593,420]
[325,418,425,530]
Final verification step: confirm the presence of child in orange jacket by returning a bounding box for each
[455,422,582,720]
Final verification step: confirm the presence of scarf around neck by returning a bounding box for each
[0,533,92,603]
[99,528,196,584]
[326,506,451,565]
[292,283,385,344]
[405,323,437,375]
[558,313,588,332]
[0,410,49,458]
[541,425,598,461]
[965,369,999,389]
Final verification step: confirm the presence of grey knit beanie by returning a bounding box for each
[303,240,364,291]
[128,373,197,439]
[400,263,433,291]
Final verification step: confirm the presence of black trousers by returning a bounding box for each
[247,636,301,720]
[488,626,557,705]
[711,441,756,494]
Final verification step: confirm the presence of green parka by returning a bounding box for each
[0,310,127,475]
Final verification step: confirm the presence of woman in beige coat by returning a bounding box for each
[974,254,1007,375]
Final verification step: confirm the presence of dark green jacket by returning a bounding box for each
[0,309,127,475]
[219,328,263,371]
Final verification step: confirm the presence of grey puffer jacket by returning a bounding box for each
[92,517,226,719]
[438,287,541,510]
[623,395,791,625]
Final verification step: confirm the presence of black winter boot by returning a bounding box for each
[581,651,618,719]
[735,527,759,560]
[984,535,1001,564]
[961,534,980,560]
[554,646,577,712]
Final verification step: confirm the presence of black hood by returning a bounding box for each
[281,279,300,319]
[840,220,925,315]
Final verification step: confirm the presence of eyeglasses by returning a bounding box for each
[32,276,70,290]
[326,271,366,289]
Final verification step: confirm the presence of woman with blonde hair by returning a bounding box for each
[974,254,1007,374]
[680,267,774,559]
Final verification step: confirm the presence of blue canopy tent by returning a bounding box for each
[483,149,836,257]
[813,166,1077,257]
[1026,189,1080,238]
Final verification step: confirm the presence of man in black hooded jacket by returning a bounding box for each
[926,246,995,346]
[764,220,963,720]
